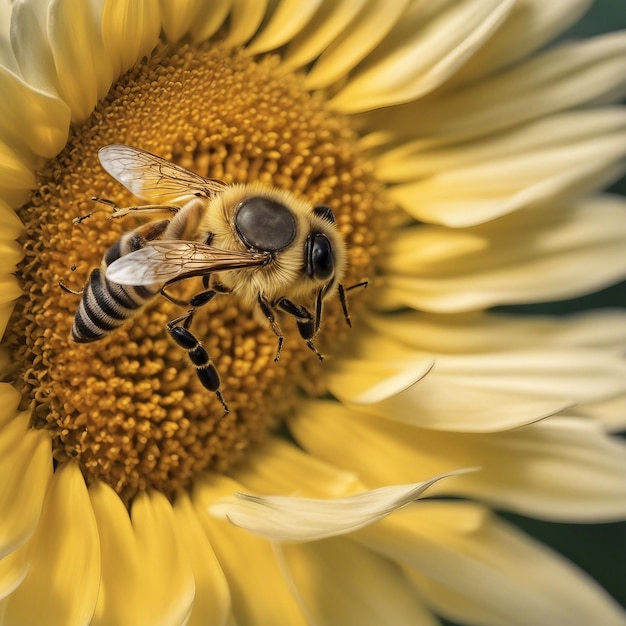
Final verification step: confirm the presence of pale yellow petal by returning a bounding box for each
[159,0,201,43]
[358,502,626,626]
[228,436,359,497]
[0,411,52,558]
[379,197,626,312]
[576,395,626,432]
[101,0,161,76]
[364,309,626,354]
[210,471,468,542]
[223,0,267,48]
[445,0,592,89]
[0,140,35,193]
[90,483,195,626]
[0,65,70,159]
[0,385,21,429]
[360,31,626,148]
[303,0,411,89]
[389,132,626,226]
[48,0,114,123]
[3,462,100,626]
[246,0,323,55]
[280,0,368,72]
[172,492,231,626]
[193,474,308,626]
[330,0,515,112]
[0,0,18,73]
[376,107,626,183]
[0,277,21,304]
[189,0,232,43]
[277,538,439,626]
[290,402,626,521]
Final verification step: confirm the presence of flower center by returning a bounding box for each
[4,42,386,504]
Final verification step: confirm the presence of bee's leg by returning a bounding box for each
[276,298,324,361]
[257,294,284,362]
[167,314,229,415]
[337,281,369,328]
[59,281,83,296]
[74,197,179,224]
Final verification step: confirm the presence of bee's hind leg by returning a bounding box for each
[167,311,229,416]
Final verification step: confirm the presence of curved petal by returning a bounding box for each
[172,492,231,626]
[330,0,515,112]
[0,410,52,558]
[101,0,161,76]
[210,471,469,542]
[277,538,439,626]
[90,482,195,626]
[2,463,100,626]
[0,542,28,601]
[357,502,626,626]
[290,402,626,522]
[0,201,25,242]
[189,0,232,43]
[193,474,309,626]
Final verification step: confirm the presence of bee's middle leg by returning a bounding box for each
[276,298,324,360]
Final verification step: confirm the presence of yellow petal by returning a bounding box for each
[0,140,35,193]
[101,0,161,76]
[290,402,626,521]
[330,0,515,112]
[0,384,21,429]
[277,538,439,626]
[358,502,626,626]
[172,492,231,626]
[0,200,25,241]
[0,542,28,601]
[193,474,308,625]
[189,0,232,43]
[223,0,267,48]
[0,411,52,558]
[246,0,323,55]
[280,0,368,72]
[158,0,202,43]
[90,483,195,626]
[227,436,359,497]
[3,462,100,626]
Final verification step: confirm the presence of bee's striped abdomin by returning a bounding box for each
[71,231,162,343]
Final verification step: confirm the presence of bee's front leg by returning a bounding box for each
[276,298,324,361]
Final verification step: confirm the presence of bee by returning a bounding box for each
[68,145,365,414]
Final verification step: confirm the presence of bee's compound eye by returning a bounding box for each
[308,233,334,280]
[313,205,335,224]
[235,197,297,252]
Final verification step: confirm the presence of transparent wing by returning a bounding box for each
[106,240,270,286]
[98,144,228,202]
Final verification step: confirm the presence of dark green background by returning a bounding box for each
[444,2,626,623]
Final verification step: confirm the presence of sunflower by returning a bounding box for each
[1,0,625,624]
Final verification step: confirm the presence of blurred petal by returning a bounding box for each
[0,411,52,558]
[210,471,470,542]
[223,0,267,48]
[189,0,231,42]
[277,538,438,626]
[172,492,231,626]
[0,542,28,601]
[159,0,201,43]
[90,483,195,626]
[2,463,100,626]
[193,474,308,625]
[358,502,626,626]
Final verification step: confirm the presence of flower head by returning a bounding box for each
[1,1,625,624]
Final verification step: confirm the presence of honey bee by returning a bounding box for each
[68,145,365,414]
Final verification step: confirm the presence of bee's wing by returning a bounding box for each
[105,240,270,286]
[98,144,227,202]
